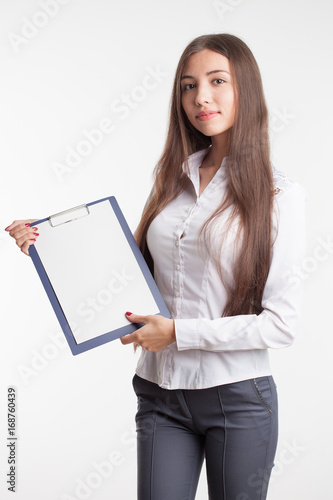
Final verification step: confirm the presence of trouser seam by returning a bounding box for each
[217,387,227,500]
[149,410,158,500]
[258,377,275,500]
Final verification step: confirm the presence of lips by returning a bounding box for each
[196,111,220,121]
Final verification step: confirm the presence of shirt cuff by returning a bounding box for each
[174,318,200,350]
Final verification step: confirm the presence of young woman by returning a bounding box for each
[6,34,306,499]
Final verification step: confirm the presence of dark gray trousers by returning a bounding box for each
[132,374,278,500]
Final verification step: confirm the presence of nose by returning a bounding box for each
[195,83,212,106]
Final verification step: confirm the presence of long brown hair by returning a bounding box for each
[135,34,274,316]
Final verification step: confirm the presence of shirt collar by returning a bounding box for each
[183,147,228,198]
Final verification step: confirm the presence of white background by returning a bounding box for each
[1,0,332,499]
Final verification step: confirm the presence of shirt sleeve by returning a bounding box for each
[174,183,307,351]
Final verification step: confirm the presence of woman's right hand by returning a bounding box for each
[5,220,40,256]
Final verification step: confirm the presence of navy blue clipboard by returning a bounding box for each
[29,196,169,355]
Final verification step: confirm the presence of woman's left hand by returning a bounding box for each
[120,313,176,352]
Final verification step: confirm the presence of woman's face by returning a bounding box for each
[181,49,236,140]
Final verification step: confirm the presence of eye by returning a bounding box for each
[212,78,226,85]
[182,83,195,91]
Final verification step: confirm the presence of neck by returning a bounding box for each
[204,132,230,169]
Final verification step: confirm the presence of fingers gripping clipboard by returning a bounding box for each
[29,196,169,355]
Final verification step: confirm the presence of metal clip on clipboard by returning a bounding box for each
[48,204,90,227]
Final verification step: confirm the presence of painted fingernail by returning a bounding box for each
[5,226,10,230]
[25,223,30,227]
[31,227,38,231]
[126,312,133,316]
[33,232,39,236]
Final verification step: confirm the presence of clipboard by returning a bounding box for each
[29,196,169,355]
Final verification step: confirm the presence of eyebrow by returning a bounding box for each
[180,70,230,80]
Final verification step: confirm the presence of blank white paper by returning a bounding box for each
[34,200,159,344]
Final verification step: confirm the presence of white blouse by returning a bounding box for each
[135,148,307,390]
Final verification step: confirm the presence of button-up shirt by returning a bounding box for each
[135,148,307,389]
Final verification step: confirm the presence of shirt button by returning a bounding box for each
[175,241,179,247]
[175,292,180,297]
[176,265,180,270]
